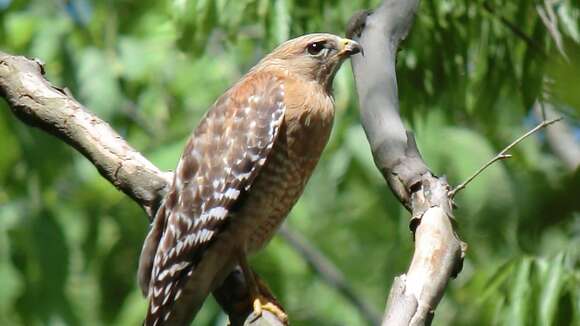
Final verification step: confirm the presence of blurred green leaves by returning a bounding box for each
[476,253,578,326]
[0,0,578,325]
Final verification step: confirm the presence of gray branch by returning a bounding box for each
[533,102,580,171]
[0,51,284,326]
[347,1,466,325]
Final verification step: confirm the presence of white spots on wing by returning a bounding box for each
[168,223,180,239]
[194,229,214,243]
[248,152,260,161]
[224,188,240,199]
[157,261,189,282]
[170,261,189,275]
[198,207,227,224]
[164,311,172,321]
[157,269,169,281]
[235,171,252,181]
[164,282,173,296]
[153,286,163,298]
[210,206,227,220]
[151,302,160,314]
[162,293,171,305]
[175,289,183,301]
[176,228,216,251]
[249,121,257,128]
[244,106,251,114]
[175,240,184,255]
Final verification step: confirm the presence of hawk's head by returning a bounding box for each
[256,33,362,91]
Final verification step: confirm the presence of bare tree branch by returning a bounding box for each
[347,1,565,325]
[0,51,283,326]
[0,52,171,217]
[347,0,466,324]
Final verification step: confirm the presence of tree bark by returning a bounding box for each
[347,1,467,325]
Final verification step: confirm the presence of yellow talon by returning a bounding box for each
[252,296,288,323]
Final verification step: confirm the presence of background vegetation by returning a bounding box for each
[0,0,578,325]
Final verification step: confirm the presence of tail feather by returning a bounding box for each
[138,205,166,297]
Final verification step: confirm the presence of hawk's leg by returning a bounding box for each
[236,252,288,323]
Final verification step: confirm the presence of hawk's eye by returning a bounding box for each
[307,41,326,56]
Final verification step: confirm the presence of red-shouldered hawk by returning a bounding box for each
[138,33,361,325]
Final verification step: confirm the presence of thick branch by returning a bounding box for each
[347,1,466,325]
[348,1,428,210]
[0,51,282,326]
[0,52,171,217]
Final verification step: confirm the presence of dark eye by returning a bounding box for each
[307,41,326,55]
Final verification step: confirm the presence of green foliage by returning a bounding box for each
[0,0,578,325]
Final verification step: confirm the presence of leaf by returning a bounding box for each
[507,257,532,326]
[558,0,580,43]
[478,258,517,304]
[538,253,566,326]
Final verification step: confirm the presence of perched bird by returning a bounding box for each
[138,33,361,325]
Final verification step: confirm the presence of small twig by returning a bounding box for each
[450,117,562,197]
[539,98,547,121]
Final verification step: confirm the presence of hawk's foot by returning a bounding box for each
[251,295,288,323]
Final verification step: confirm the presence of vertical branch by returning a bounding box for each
[347,1,467,325]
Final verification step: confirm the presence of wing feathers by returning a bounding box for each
[142,73,285,325]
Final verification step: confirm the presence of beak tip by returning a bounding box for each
[340,39,363,57]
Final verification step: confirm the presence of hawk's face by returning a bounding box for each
[257,33,362,91]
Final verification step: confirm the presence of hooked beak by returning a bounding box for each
[337,38,363,57]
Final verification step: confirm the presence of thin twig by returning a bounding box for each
[450,117,562,197]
